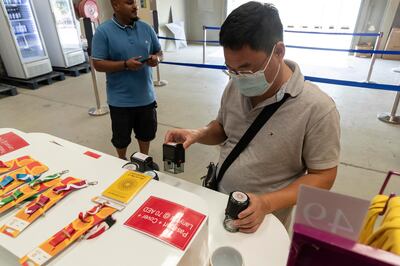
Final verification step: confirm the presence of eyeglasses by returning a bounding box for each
[225,44,277,77]
[225,56,269,77]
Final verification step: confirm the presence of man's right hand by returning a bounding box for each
[125,56,143,71]
[164,129,203,149]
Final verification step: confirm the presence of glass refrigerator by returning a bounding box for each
[32,0,85,68]
[0,0,52,79]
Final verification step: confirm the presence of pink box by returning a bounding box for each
[287,223,400,266]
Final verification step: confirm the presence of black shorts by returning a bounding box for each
[109,102,157,149]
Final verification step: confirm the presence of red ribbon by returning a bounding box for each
[0,161,7,168]
[85,224,106,240]
[49,224,76,247]
[52,180,88,194]
[25,195,50,215]
[84,215,116,240]
[78,203,105,223]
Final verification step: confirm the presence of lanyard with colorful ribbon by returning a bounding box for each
[0,176,97,237]
[0,174,40,191]
[0,155,36,176]
[20,203,117,266]
[0,160,48,197]
[0,175,14,189]
[28,170,69,188]
[0,190,24,207]
[0,170,68,214]
[19,170,153,265]
[83,215,116,240]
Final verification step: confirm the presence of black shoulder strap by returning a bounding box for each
[216,94,290,184]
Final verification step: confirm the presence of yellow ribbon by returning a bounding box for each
[362,196,400,255]
[359,194,388,244]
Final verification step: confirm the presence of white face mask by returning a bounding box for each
[230,45,281,97]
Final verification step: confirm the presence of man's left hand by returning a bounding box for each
[234,193,271,233]
[146,55,159,67]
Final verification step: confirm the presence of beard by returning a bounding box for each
[132,16,139,22]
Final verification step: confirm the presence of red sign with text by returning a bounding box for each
[0,132,29,156]
[124,196,206,251]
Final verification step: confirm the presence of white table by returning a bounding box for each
[0,128,290,266]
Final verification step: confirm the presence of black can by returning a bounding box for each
[223,191,250,232]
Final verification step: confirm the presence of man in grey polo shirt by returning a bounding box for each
[165,2,340,232]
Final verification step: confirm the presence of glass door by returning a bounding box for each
[4,0,46,62]
[50,0,81,53]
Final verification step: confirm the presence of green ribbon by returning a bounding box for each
[0,189,24,207]
[0,170,69,208]
[23,194,39,202]
[29,170,69,188]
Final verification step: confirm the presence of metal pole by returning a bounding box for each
[378,92,400,124]
[364,32,383,83]
[153,65,168,87]
[203,26,207,64]
[88,57,109,116]
[84,19,108,116]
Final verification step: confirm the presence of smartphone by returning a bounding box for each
[139,57,151,63]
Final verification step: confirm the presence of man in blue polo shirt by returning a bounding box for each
[92,0,162,160]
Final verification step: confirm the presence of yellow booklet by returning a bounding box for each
[102,171,152,204]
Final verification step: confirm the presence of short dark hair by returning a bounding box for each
[220,1,283,53]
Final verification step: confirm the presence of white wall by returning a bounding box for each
[186,0,226,44]
[351,0,400,55]
[155,0,187,49]
[392,3,400,28]
[380,0,400,50]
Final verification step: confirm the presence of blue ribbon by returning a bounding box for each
[203,26,380,37]
[158,36,220,44]
[204,26,221,30]
[286,45,400,55]
[157,36,400,55]
[283,29,380,37]
[0,176,14,189]
[160,61,400,92]
[16,173,39,183]
[303,76,400,92]
[162,61,227,70]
